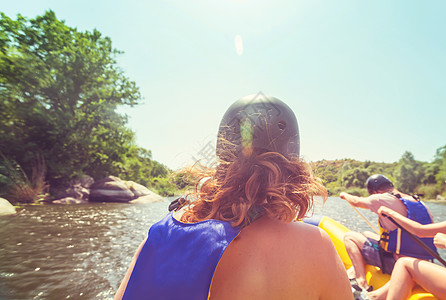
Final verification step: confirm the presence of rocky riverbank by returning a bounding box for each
[52,175,164,204]
[0,175,164,215]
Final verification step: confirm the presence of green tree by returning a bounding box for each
[341,168,370,188]
[0,11,145,192]
[338,161,351,186]
[420,162,438,185]
[394,151,422,193]
[434,145,446,193]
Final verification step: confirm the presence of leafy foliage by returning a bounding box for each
[313,146,446,199]
[0,11,177,200]
[394,151,422,193]
[434,145,446,191]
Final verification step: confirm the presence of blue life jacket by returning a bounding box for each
[379,195,438,259]
[122,213,241,300]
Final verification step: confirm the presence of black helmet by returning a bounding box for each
[366,174,394,194]
[216,93,300,160]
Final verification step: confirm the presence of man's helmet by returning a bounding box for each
[366,174,394,194]
[216,93,299,160]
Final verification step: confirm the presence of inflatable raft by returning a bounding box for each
[303,215,436,300]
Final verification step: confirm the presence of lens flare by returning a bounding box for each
[234,34,243,56]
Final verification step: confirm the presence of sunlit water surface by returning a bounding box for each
[0,197,445,299]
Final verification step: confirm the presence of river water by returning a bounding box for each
[0,198,445,300]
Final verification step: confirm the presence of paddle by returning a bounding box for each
[381,213,446,267]
[347,202,380,235]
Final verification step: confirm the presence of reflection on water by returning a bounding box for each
[0,198,445,299]
[0,201,170,300]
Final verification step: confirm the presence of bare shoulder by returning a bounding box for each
[246,216,335,250]
[258,219,347,271]
[260,219,352,299]
[210,216,352,300]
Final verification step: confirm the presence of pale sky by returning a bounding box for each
[2,1,445,170]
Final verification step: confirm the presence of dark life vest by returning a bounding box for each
[379,195,438,260]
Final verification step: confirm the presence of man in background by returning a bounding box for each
[340,174,437,291]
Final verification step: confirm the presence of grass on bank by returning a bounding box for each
[0,153,49,203]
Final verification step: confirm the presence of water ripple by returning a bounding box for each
[0,198,444,299]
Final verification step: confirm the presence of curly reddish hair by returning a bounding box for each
[179,149,327,228]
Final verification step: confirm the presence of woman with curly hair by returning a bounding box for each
[115,94,352,300]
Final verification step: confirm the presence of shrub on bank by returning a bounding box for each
[416,184,442,200]
[344,187,368,197]
[149,176,179,197]
[326,182,342,197]
[325,182,368,197]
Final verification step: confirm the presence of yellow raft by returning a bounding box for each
[303,215,436,300]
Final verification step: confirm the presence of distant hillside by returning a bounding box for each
[309,155,445,200]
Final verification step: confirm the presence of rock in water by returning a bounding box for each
[52,197,88,204]
[125,181,164,203]
[125,181,152,198]
[89,176,135,202]
[0,197,16,216]
[129,192,164,204]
